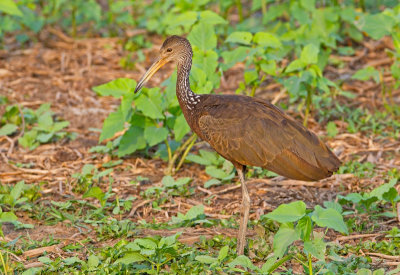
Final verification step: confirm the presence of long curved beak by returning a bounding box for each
[134,57,168,93]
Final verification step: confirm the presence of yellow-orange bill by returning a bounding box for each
[134,57,168,93]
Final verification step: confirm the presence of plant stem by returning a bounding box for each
[165,140,172,163]
[236,0,243,22]
[308,253,313,275]
[267,254,293,273]
[175,135,197,172]
[166,133,197,175]
[303,88,312,127]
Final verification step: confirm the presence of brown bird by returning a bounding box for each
[135,35,341,255]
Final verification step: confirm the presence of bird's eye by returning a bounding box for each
[167,48,173,52]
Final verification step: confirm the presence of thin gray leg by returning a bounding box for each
[236,167,250,255]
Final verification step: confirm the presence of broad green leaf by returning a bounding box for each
[64,256,83,265]
[38,256,53,264]
[173,114,190,141]
[0,211,18,222]
[36,133,53,143]
[204,178,221,188]
[93,78,136,98]
[323,201,343,213]
[18,130,39,150]
[253,32,282,48]
[296,216,312,241]
[10,181,25,201]
[199,11,227,25]
[144,126,168,146]
[0,124,18,136]
[221,46,251,70]
[135,93,164,119]
[260,60,277,76]
[168,11,197,29]
[185,205,204,220]
[226,31,253,45]
[300,44,319,65]
[358,13,395,40]
[228,255,258,271]
[311,205,348,234]
[99,109,125,142]
[205,166,232,180]
[304,236,326,260]
[188,22,217,51]
[266,201,306,223]
[382,188,398,204]
[285,59,305,73]
[87,254,99,269]
[135,238,157,249]
[368,179,397,200]
[0,0,23,16]
[114,252,146,265]
[217,245,229,261]
[273,226,300,258]
[326,121,338,137]
[244,70,258,85]
[83,187,105,206]
[352,67,380,84]
[195,255,217,264]
[118,126,146,157]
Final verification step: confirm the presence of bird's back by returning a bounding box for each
[192,94,341,181]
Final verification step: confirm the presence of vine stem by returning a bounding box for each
[303,88,312,127]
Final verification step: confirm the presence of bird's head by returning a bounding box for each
[134,35,192,93]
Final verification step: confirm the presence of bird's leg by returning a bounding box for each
[236,166,250,255]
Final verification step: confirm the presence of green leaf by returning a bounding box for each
[87,254,99,269]
[93,78,136,98]
[204,178,221,188]
[226,31,253,45]
[115,252,146,265]
[195,255,217,264]
[144,126,168,147]
[382,188,398,204]
[10,181,25,201]
[311,205,348,234]
[221,46,251,70]
[296,216,312,241]
[0,0,23,16]
[168,11,197,29]
[185,205,204,220]
[228,255,258,271]
[273,226,300,258]
[253,32,282,48]
[300,44,319,65]
[217,245,229,261]
[352,67,380,84]
[199,11,227,25]
[260,61,277,76]
[266,201,306,223]
[369,179,397,200]
[188,22,217,51]
[18,130,39,150]
[326,121,338,137]
[358,13,395,40]
[205,166,232,180]
[0,124,18,136]
[0,212,18,222]
[118,126,146,157]
[135,238,157,249]
[99,109,125,142]
[135,92,164,119]
[285,59,306,73]
[173,114,190,141]
[304,236,326,260]
[83,187,105,207]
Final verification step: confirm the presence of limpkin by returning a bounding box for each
[134,36,341,255]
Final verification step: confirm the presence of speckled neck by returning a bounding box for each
[176,55,200,112]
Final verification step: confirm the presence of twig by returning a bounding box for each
[128,199,152,217]
[197,186,213,196]
[366,252,400,261]
[334,233,382,242]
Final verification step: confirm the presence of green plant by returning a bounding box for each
[263,200,348,274]
[0,103,75,150]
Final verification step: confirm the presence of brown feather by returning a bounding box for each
[190,94,341,181]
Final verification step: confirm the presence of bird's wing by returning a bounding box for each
[197,96,340,181]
